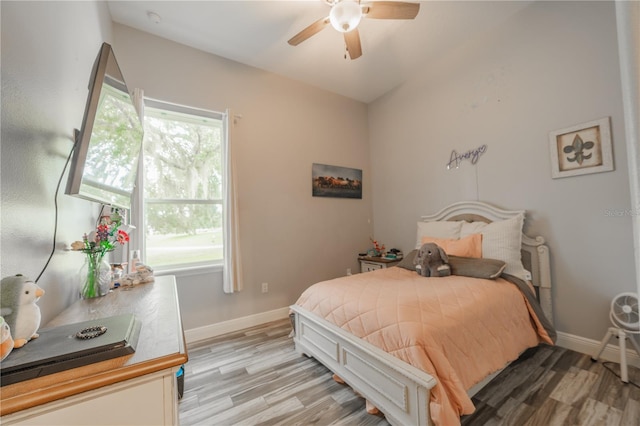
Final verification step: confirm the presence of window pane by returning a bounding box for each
[145,203,223,267]
[141,102,225,269]
[143,109,222,200]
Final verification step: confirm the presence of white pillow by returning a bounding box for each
[460,213,531,282]
[415,221,463,249]
[458,221,486,237]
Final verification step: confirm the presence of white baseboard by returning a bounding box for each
[184,307,290,344]
[556,331,640,369]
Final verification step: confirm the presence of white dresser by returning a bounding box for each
[0,276,187,425]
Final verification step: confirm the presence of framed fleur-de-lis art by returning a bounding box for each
[549,117,614,179]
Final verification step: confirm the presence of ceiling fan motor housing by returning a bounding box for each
[329,1,363,33]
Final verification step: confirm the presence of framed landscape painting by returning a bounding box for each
[312,163,362,199]
[549,117,614,179]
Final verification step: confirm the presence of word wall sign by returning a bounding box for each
[446,144,487,170]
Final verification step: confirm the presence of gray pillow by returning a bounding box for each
[396,249,418,271]
[448,256,506,279]
[396,250,506,280]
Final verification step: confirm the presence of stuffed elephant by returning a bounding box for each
[413,243,451,277]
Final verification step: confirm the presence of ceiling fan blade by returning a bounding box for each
[288,16,330,46]
[363,1,420,20]
[344,29,362,60]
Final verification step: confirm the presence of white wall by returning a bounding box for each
[112,24,372,330]
[368,1,634,342]
[1,1,115,325]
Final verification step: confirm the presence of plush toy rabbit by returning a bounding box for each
[413,243,451,277]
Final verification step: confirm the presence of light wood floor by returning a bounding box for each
[179,319,640,425]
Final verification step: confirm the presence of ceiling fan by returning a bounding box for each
[288,0,420,60]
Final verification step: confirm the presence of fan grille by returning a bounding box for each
[610,292,640,331]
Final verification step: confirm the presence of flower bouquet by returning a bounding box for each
[71,213,131,299]
[368,237,386,257]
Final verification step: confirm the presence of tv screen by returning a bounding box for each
[65,43,143,209]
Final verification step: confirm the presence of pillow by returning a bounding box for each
[396,249,418,271]
[415,221,463,249]
[460,213,531,282]
[458,221,487,236]
[448,256,506,279]
[420,233,482,258]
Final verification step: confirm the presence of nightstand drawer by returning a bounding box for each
[358,256,401,273]
[361,261,383,273]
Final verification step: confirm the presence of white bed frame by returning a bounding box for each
[291,201,553,426]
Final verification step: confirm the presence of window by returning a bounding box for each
[139,99,225,269]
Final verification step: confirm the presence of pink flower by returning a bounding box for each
[116,230,130,244]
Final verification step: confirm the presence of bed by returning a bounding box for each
[290,201,555,426]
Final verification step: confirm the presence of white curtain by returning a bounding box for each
[222,109,243,293]
[130,88,145,265]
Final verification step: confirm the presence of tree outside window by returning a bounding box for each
[142,103,224,268]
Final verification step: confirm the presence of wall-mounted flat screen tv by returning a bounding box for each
[65,42,143,209]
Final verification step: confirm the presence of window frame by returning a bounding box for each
[131,98,226,275]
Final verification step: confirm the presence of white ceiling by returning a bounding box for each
[107,1,533,103]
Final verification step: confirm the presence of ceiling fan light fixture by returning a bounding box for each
[329,1,362,33]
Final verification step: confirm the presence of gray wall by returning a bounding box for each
[1,1,114,325]
[112,24,372,330]
[368,1,635,342]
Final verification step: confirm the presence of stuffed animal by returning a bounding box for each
[0,274,44,348]
[413,243,451,277]
[120,264,155,287]
[0,316,14,361]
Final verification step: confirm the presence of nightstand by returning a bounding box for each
[359,256,401,273]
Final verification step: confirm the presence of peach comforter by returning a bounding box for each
[294,267,554,426]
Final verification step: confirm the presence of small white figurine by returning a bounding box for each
[0,274,45,348]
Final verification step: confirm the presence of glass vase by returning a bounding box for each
[80,253,112,299]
